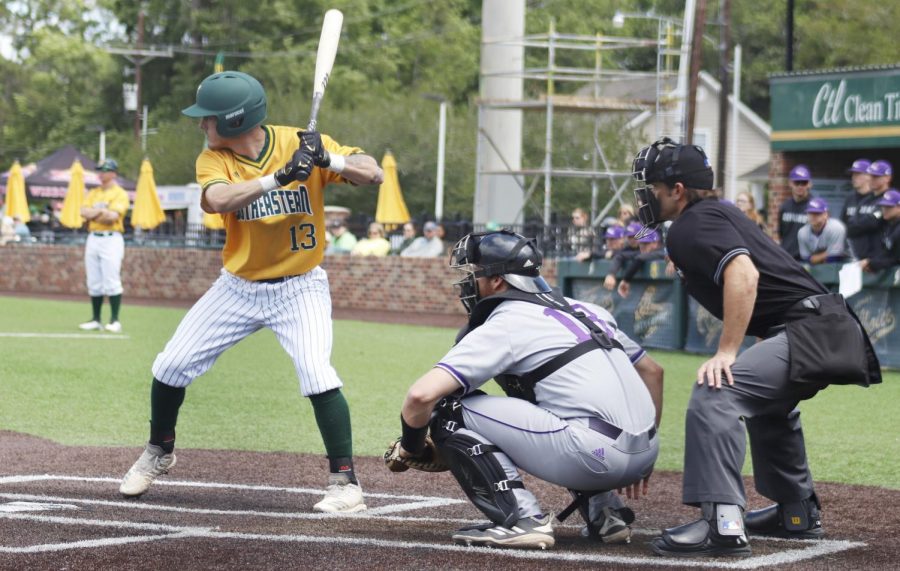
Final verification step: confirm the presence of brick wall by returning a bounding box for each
[0,244,557,316]
[767,151,790,235]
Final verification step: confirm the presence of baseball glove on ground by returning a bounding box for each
[383,436,448,473]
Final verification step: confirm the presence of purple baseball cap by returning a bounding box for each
[604,225,625,239]
[637,230,660,243]
[877,189,900,207]
[847,158,871,174]
[789,164,812,182]
[867,160,893,177]
[625,221,643,237]
[805,197,829,213]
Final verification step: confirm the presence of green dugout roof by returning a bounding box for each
[770,65,900,151]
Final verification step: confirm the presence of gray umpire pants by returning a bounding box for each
[682,332,827,508]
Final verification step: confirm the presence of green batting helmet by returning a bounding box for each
[182,71,267,138]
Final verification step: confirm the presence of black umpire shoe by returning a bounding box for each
[650,503,751,557]
[745,494,824,539]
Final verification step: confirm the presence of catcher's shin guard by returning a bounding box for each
[439,431,522,528]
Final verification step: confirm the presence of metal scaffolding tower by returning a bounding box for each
[475,18,687,227]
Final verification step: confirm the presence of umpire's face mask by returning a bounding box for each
[632,139,679,239]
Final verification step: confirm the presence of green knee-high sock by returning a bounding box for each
[150,378,185,453]
[90,296,103,322]
[309,388,356,481]
[109,294,122,322]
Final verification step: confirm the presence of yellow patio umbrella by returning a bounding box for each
[375,151,410,230]
[59,159,86,228]
[131,158,166,230]
[4,160,30,223]
[203,210,226,230]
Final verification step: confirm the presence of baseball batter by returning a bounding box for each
[393,230,663,549]
[631,138,881,557]
[119,71,384,513]
[78,158,130,333]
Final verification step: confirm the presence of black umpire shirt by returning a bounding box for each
[778,196,811,261]
[666,199,828,338]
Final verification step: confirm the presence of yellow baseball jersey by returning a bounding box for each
[196,125,361,280]
[85,183,130,233]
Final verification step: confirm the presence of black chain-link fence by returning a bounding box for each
[17,217,602,259]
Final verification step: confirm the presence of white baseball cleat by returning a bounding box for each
[105,321,122,333]
[79,320,103,331]
[452,513,556,549]
[313,473,367,513]
[120,443,177,498]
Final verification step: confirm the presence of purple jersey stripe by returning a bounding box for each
[630,349,646,364]
[436,363,470,391]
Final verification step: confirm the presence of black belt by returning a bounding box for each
[587,417,656,441]
[92,231,117,237]
[256,274,301,284]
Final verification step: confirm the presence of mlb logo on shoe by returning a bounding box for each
[722,519,742,531]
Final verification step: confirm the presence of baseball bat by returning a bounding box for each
[307,9,344,131]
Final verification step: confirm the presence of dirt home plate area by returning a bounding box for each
[0,431,897,570]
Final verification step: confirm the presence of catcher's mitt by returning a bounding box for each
[383,436,448,473]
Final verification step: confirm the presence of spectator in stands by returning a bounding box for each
[570,207,594,258]
[400,221,444,257]
[797,198,847,265]
[435,222,450,256]
[575,224,625,262]
[777,164,814,261]
[616,229,667,298]
[392,222,417,255]
[12,216,31,242]
[603,222,641,290]
[860,189,900,273]
[840,158,877,259]
[325,219,357,254]
[0,216,16,245]
[734,191,768,234]
[617,203,637,226]
[351,222,391,257]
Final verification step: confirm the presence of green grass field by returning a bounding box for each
[1,295,897,489]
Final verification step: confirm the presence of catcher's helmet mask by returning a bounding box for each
[632,137,713,238]
[450,229,551,314]
[182,71,268,138]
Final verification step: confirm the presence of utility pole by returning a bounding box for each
[685,0,708,145]
[105,4,172,143]
[716,0,731,191]
[786,0,795,71]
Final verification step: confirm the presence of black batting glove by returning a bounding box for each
[298,130,331,168]
[273,148,314,185]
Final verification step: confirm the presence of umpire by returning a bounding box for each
[630,138,881,557]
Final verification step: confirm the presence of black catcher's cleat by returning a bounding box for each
[650,503,751,557]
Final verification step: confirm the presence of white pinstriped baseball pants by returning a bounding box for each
[152,267,343,396]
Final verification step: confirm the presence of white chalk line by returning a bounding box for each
[0,492,472,525]
[0,474,465,504]
[0,511,866,567]
[0,332,129,339]
[0,474,868,568]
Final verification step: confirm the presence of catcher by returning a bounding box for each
[386,230,663,549]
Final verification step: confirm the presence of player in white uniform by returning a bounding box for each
[119,71,384,513]
[395,230,663,549]
[78,158,130,333]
